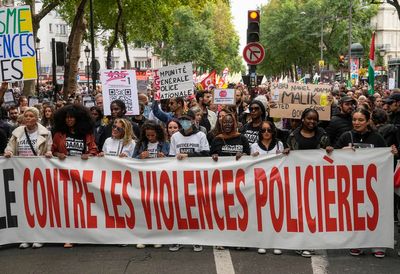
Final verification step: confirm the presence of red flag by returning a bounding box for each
[200,70,216,90]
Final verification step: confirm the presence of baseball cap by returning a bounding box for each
[179,109,196,120]
[339,96,356,104]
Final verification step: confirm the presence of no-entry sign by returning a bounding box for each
[243,42,265,65]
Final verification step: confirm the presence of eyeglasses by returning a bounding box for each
[260,128,273,133]
[249,106,260,112]
[112,125,124,132]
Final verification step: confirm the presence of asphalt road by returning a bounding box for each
[1,239,400,274]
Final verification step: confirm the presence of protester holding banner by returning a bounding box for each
[168,109,209,252]
[210,113,250,161]
[240,100,267,145]
[90,106,105,148]
[285,108,332,258]
[335,108,396,258]
[3,107,53,249]
[251,120,285,156]
[133,120,169,159]
[98,100,141,150]
[99,118,136,158]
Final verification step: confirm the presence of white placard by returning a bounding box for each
[156,62,193,100]
[389,78,395,90]
[100,70,139,116]
[213,89,235,105]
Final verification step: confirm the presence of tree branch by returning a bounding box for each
[35,0,61,22]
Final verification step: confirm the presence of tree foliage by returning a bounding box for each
[258,0,378,78]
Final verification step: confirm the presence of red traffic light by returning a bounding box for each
[248,10,260,22]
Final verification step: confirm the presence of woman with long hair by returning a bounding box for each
[99,118,136,157]
[251,120,284,156]
[133,120,169,159]
[336,108,395,258]
[40,105,54,131]
[4,107,52,249]
[166,118,181,141]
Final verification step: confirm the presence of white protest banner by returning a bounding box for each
[0,149,393,249]
[213,89,235,105]
[3,89,15,106]
[0,6,37,82]
[100,70,139,116]
[157,62,193,100]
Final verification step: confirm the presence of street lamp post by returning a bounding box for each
[89,0,96,91]
[35,37,40,94]
[84,46,91,93]
[348,0,353,81]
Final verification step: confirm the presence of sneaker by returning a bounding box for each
[349,249,363,256]
[296,250,314,258]
[215,246,225,250]
[136,244,146,249]
[373,251,385,258]
[19,243,30,249]
[119,244,128,247]
[153,244,162,248]
[32,243,43,249]
[273,249,282,255]
[257,248,267,254]
[193,245,203,252]
[169,244,182,252]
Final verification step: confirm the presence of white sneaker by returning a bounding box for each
[32,243,43,249]
[273,249,282,255]
[153,244,162,248]
[257,248,267,254]
[136,244,146,249]
[19,243,30,249]
[297,250,314,258]
[193,245,203,252]
[169,244,182,252]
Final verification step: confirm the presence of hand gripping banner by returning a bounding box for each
[0,148,394,249]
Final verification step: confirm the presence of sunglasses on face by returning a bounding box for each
[260,128,273,133]
[112,125,124,133]
[249,107,260,112]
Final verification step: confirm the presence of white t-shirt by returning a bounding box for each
[251,141,284,155]
[169,131,209,156]
[102,137,136,157]
[18,131,38,156]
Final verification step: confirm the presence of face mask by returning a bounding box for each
[180,120,192,130]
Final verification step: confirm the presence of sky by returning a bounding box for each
[230,0,267,57]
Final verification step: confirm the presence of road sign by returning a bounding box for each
[319,60,325,68]
[243,42,265,65]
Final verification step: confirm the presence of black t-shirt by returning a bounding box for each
[66,132,85,156]
[297,134,319,150]
[240,123,261,145]
[210,134,251,156]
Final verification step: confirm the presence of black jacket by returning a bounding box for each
[286,127,330,150]
[325,112,352,146]
[335,129,386,149]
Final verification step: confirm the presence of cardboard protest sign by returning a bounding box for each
[270,83,332,121]
[100,70,139,116]
[3,89,15,106]
[155,62,193,100]
[213,89,235,105]
[0,6,37,82]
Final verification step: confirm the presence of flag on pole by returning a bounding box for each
[368,32,375,95]
[199,70,216,90]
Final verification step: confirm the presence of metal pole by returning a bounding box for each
[348,0,353,81]
[86,57,90,91]
[51,38,57,102]
[90,0,96,92]
[321,19,323,62]
[36,48,40,94]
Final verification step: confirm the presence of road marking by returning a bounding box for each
[311,250,329,274]
[213,247,235,274]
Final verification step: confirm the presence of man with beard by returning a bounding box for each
[235,88,246,118]
[325,96,356,146]
[196,90,217,132]
[151,97,185,123]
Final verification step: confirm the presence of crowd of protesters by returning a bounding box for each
[0,80,400,258]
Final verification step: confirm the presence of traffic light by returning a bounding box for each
[247,10,260,44]
[56,42,66,66]
[339,55,345,67]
